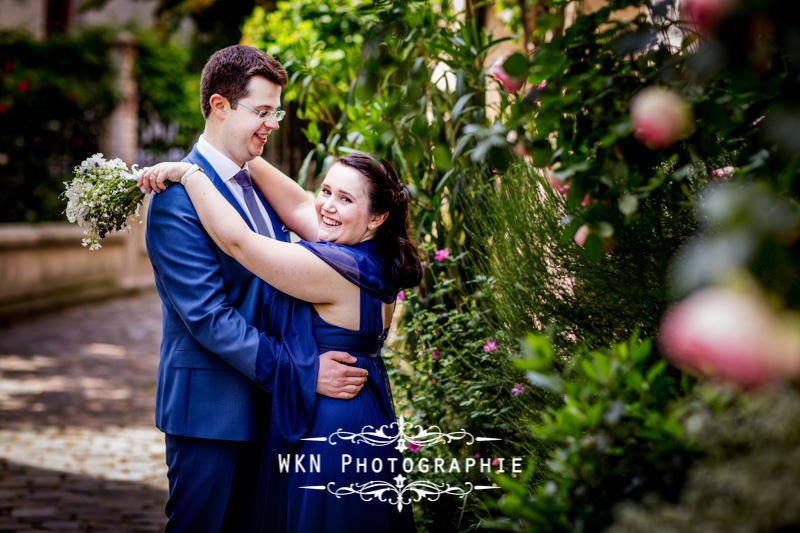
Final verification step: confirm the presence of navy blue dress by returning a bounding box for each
[258,240,416,533]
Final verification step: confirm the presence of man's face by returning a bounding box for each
[218,76,282,167]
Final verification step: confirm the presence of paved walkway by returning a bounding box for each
[0,290,168,532]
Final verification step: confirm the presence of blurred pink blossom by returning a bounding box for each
[397,290,405,301]
[682,0,738,38]
[434,248,449,261]
[574,225,590,247]
[511,382,526,396]
[432,349,439,359]
[659,287,800,388]
[483,339,498,352]
[488,55,525,93]
[631,87,693,149]
[408,442,421,452]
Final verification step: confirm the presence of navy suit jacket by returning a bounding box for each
[146,145,289,441]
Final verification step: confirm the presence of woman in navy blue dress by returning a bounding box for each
[143,153,420,532]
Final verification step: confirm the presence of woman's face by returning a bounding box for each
[314,163,383,245]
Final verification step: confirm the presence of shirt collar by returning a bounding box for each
[197,135,249,183]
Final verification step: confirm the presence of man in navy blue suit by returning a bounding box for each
[145,45,367,532]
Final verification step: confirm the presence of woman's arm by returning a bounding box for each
[139,164,349,305]
[247,157,319,242]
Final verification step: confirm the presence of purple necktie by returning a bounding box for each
[232,169,274,238]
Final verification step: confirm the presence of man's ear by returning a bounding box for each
[208,94,228,120]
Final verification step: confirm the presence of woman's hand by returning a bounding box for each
[137,162,194,193]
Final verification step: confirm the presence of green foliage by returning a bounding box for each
[475,159,695,350]
[484,333,693,533]
[609,384,800,532]
[388,255,553,531]
[243,0,370,132]
[0,29,199,222]
[498,0,800,250]
[134,29,203,156]
[0,29,116,222]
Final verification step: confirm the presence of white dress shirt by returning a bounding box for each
[197,135,275,238]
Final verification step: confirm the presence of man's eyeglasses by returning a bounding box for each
[229,98,286,122]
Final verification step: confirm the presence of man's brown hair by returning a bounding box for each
[200,45,288,119]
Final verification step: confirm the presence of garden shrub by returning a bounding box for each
[0,29,115,222]
[389,252,554,531]
[484,333,694,533]
[475,159,696,352]
[609,385,800,533]
[0,28,199,222]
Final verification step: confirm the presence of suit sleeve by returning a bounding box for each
[147,186,282,385]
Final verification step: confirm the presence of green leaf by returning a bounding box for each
[503,52,529,78]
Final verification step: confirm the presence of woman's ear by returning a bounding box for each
[369,211,389,230]
[208,94,228,119]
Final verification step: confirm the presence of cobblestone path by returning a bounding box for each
[0,290,168,532]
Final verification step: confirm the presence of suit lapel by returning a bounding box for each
[184,147,257,233]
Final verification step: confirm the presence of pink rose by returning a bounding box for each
[488,55,525,93]
[630,87,693,149]
[682,0,738,38]
[659,287,800,388]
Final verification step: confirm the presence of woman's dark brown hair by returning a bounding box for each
[337,153,423,289]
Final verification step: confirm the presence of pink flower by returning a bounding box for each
[408,442,421,452]
[474,453,480,458]
[492,456,500,466]
[711,166,735,181]
[488,55,525,93]
[546,167,570,196]
[659,287,800,388]
[682,0,737,38]
[511,382,526,396]
[630,87,693,149]
[537,80,548,91]
[434,248,449,261]
[397,290,405,301]
[574,224,590,247]
[483,339,498,352]
[432,349,439,359]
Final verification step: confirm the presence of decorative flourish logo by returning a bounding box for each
[300,475,499,512]
[301,416,501,452]
[282,417,523,507]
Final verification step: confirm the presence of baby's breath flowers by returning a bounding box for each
[62,153,145,250]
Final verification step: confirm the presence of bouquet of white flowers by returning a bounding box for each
[63,153,145,250]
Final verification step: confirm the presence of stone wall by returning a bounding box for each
[0,216,154,323]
